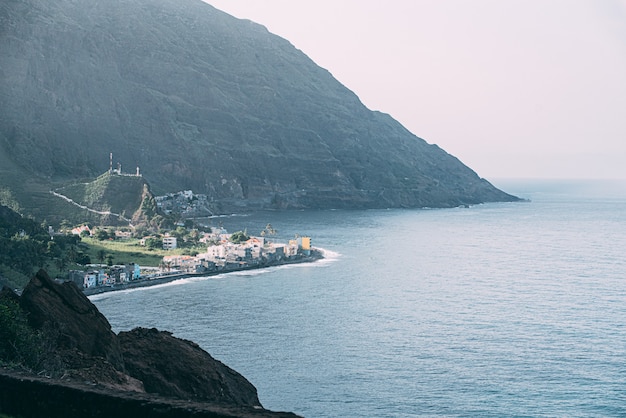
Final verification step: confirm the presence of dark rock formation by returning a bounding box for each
[0,368,300,418]
[0,0,519,221]
[20,269,125,370]
[0,271,295,417]
[119,327,261,406]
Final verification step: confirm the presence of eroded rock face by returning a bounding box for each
[20,269,125,370]
[119,327,262,407]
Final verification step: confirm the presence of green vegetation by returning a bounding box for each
[0,197,214,290]
[54,172,167,229]
[0,205,86,289]
[0,296,43,368]
[80,237,165,267]
[230,230,250,244]
[81,228,210,268]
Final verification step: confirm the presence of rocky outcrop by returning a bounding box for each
[0,0,519,221]
[119,327,262,406]
[0,368,300,418]
[0,271,296,417]
[20,269,125,370]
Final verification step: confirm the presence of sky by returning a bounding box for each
[205,0,626,180]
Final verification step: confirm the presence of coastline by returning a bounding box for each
[84,249,324,296]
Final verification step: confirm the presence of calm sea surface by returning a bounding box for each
[92,180,626,417]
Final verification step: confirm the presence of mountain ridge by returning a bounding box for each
[0,0,519,221]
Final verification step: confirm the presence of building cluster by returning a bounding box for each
[162,232,312,274]
[155,190,213,217]
[69,264,141,289]
[68,227,313,291]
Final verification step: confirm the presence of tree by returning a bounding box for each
[75,252,91,265]
[96,250,107,264]
[66,245,78,263]
[188,229,200,246]
[46,241,61,258]
[59,219,72,232]
[230,230,249,244]
[55,256,67,271]
[94,229,109,241]
[106,255,114,267]
[145,237,161,250]
[0,297,44,369]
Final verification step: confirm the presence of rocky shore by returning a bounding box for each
[83,249,324,296]
[0,270,301,418]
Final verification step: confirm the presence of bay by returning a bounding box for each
[92,179,626,417]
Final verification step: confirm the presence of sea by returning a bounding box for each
[91,179,626,417]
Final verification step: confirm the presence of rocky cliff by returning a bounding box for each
[0,270,298,417]
[0,0,518,219]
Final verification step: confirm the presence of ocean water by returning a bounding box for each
[92,180,626,417]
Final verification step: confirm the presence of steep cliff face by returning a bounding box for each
[0,0,518,216]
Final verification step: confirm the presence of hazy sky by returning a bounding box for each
[206,1,626,180]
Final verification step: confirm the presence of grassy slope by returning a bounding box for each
[81,237,164,267]
[80,237,207,268]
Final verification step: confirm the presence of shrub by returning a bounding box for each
[0,297,42,369]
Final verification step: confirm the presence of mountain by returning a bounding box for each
[0,0,518,221]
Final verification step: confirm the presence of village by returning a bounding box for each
[69,226,317,293]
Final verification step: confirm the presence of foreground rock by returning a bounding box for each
[20,269,125,371]
[0,270,299,417]
[119,327,262,406]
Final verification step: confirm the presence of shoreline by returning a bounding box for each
[84,249,324,296]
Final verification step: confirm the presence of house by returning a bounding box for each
[267,244,286,260]
[204,244,226,260]
[246,236,265,247]
[162,255,196,272]
[299,236,312,255]
[109,266,130,283]
[68,270,86,288]
[162,235,177,250]
[139,236,155,246]
[114,230,132,240]
[286,240,299,257]
[84,271,98,288]
[129,263,141,280]
[71,225,92,236]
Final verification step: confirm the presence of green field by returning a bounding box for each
[80,237,206,267]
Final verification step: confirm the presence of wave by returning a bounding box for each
[315,247,341,264]
[88,275,229,300]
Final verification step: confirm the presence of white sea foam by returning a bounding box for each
[229,268,272,277]
[314,247,341,264]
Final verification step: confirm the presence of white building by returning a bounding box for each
[84,272,97,288]
[204,244,226,259]
[162,235,177,250]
